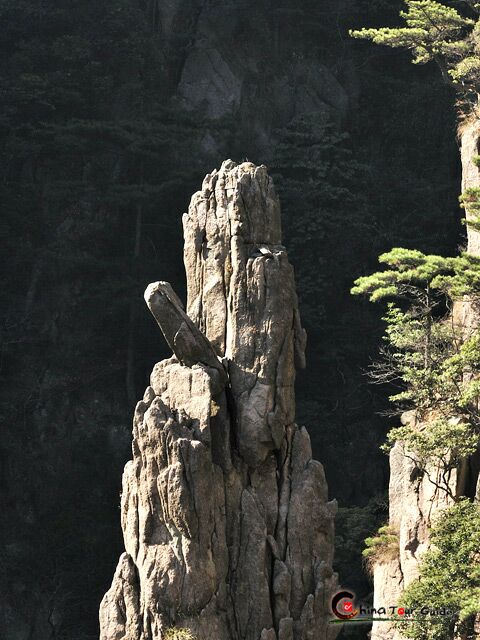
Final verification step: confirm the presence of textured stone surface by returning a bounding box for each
[456,117,480,339]
[461,117,480,257]
[371,426,455,640]
[100,161,338,640]
[372,116,480,640]
[170,0,350,155]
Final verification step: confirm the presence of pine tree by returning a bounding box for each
[352,248,480,495]
[351,0,480,105]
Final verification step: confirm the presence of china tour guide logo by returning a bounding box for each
[330,590,454,625]
[331,591,359,620]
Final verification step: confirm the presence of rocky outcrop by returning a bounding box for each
[460,116,480,256]
[159,0,352,157]
[371,116,480,640]
[371,416,456,640]
[99,160,338,640]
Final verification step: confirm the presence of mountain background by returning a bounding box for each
[0,0,462,638]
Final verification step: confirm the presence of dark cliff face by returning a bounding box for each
[0,1,461,638]
[158,0,352,157]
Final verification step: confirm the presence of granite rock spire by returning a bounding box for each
[99,160,338,640]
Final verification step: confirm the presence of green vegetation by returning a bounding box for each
[352,248,480,495]
[275,0,461,609]
[335,495,389,591]
[0,0,463,634]
[397,499,480,640]
[164,629,197,640]
[460,187,480,232]
[351,5,480,633]
[351,0,480,107]
[362,524,399,572]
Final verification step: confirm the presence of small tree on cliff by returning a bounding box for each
[352,248,480,495]
[352,0,480,238]
[351,4,480,634]
[354,250,480,633]
[351,0,480,109]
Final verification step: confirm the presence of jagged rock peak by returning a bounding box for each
[99,161,338,640]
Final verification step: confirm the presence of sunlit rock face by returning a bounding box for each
[371,117,480,640]
[371,417,456,640]
[99,160,338,640]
